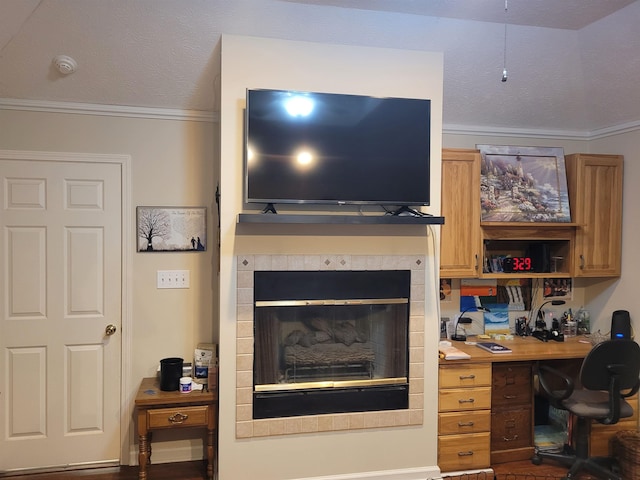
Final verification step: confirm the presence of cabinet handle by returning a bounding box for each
[580,254,585,269]
[474,254,479,271]
[458,398,475,404]
[459,374,476,380]
[457,451,474,457]
[168,412,189,424]
[503,435,519,442]
[503,394,517,399]
[458,421,475,427]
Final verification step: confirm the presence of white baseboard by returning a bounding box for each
[290,466,442,480]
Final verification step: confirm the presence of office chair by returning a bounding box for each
[531,339,640,480]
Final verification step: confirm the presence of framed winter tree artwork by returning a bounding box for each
[477,145,571,223]
[136,206,206,252]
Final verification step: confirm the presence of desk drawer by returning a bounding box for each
[438,432,490,472]
[439,410,491,435]
[440,364,491,388]
[491,407,532,450]
[439,387,491,412]
[492,363,531,407]
[147,405,211,429]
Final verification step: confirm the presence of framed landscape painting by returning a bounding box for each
[137,206,206,252]
[477,145,571,223]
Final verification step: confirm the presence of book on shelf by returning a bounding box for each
[476,341,512,354]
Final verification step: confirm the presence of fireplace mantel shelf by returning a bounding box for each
[238,213,445,225]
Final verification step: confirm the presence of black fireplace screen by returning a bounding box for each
[253,270,411,418]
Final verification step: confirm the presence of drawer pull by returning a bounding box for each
[168,412,189,424]
[458,374,476,380]
[457,451,474,457]
[503,394,517,399]
[458,421,475,427]
[458,398,475,404]
[503,435,519,442]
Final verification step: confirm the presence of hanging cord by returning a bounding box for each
[502,0,509,82]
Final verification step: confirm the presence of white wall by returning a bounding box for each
[0,109,217,462]
[586,131,640,331]
[218,35,443,479]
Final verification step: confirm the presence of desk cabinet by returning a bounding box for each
[491,363,533,464]
[438,363,491,472]
[589,394,638,456]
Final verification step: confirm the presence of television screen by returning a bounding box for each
[245,89,431,207]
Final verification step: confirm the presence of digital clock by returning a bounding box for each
[502,256,534,273]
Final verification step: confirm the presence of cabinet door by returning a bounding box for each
[565,154,623,277]
[440,149,481,277]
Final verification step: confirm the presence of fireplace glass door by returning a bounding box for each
[253,270,411,418]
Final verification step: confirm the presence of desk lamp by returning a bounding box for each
[451,306,490,341]
[531,299,566,342]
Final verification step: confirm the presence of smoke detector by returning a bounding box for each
[53,55,77,75]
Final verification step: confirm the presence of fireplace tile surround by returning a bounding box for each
[236,254,426,438]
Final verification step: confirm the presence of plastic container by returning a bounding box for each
[160,357,183,391]
[563,321,577,338]
[179,376,192,393]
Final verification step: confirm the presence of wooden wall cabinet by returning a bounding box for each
[440,149,482,277]
[440,150,623,279]
[565,154,623,277]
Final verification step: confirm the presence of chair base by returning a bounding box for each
[532,446,622,480]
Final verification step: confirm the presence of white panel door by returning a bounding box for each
[0,157,122,473]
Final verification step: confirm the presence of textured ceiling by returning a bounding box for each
[1,0,639,135]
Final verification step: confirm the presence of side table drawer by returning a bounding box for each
[147,405,211,429]
[439,387,491,412]
[438,432,490,472]
[439,410,491,435]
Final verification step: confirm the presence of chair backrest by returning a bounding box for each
[580,339,640,392]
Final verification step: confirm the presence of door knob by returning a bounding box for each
[105,324,117,336]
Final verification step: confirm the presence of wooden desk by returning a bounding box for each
[440,335,593,364]
[438,336,593,472]
[134,377,217,480]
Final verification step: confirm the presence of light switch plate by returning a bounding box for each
[157,270,190,289]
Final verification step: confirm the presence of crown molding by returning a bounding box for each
[444,120,640,141]
[0,98,217,123]
[2,97,639,139]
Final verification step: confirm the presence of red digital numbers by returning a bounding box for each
[513,257,532,271]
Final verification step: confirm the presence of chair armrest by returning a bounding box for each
[537,364,575,404]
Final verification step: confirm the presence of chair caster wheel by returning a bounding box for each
[531,455,543,465]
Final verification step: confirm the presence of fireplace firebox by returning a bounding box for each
[253,270,410,419]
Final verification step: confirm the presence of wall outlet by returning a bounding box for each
[157,270,190,289]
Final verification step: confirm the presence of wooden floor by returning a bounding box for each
[0,461,209,480]
[0,459,598,480]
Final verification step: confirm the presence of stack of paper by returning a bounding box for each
[438,341,471,360]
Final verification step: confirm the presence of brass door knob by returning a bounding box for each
[105,324,117,336]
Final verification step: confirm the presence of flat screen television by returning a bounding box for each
[244,88,431,208]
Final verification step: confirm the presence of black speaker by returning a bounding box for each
[611,310,631,340]
[527,243,551,273]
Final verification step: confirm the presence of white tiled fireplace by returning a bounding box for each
[235,254,426,438]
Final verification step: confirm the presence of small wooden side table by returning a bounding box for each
[134,377,217,479]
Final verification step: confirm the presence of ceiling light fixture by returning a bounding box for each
[53,55,77,75]
[502,0,508,82]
